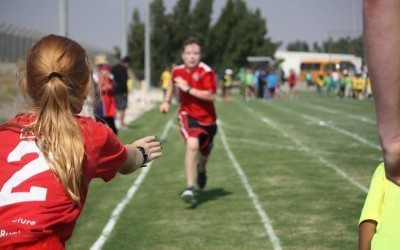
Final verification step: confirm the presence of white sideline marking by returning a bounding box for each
[218,121,282,250]
[243,106,368,193]
[90,119,174,250]
[302,103,376,125]
[270,103,380,150]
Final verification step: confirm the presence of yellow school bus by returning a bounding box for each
[299,60,357,83]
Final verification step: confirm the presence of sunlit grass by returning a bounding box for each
[68,90,377,249]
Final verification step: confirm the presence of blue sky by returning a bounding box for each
[0,0,363,52]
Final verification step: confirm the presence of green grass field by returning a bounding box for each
[67,90,379,250]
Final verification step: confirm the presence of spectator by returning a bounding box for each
[93,54,118,134]
[111,56,131,128]
[160,65,173,98]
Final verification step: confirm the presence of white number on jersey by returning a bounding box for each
[0,141,49,207]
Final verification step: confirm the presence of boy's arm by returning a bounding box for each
[364,0,400,184]
[359,220,377,250]
[174,75,215,102]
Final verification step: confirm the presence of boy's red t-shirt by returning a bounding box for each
[172,62,217,125]
[0,115,127,247]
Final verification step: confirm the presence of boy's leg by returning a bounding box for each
[180,137,199,203]
[185,137,199,188]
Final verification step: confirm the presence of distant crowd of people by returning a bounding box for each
[219,66,297,101]
[307,68,372,100]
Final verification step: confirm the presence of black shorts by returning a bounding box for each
[116,94,128,110]
[178,112,217,157]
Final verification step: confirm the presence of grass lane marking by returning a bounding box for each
[301,113,380,150]
[90,118,174,250]
[268,103,380,150]
[301,102,376,125]
[226,136,381,161]
[218,121,282,250]
[242,105,368,193]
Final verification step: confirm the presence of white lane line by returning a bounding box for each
[90,118,174,250]
[226,137,306,152]
[243,106,368,193]
[301,102,376,125]
[217,121,245,131]
[226,136,381,161]
[270,103,380,150]
[301,114,381,150]
[218,121,282,250]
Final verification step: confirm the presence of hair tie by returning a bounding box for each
[48,72,62,80]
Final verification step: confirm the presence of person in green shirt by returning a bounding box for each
[342,70,353,98]
[323,73,333,96]
[305,71,313,87]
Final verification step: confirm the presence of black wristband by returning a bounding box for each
[136,146,148,167]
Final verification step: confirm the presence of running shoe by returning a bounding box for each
[180,187,195,203]
[197,171,207,190]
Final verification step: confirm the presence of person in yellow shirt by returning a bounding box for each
[316,74,324,96]
[352,72,365,100]
[160,65,173,98]
[359,163,400,249]
[223,68,233,102]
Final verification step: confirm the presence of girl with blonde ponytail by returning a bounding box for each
[0,34,162,249]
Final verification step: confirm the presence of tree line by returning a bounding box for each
[126,0,279,84]
[125,0,364,85]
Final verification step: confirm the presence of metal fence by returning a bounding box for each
[0,20,114,63]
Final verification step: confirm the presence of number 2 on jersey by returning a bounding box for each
[0,141,49,207]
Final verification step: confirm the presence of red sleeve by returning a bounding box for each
[202,71,216,93]
[95,128,127,182]
[83,120,127,182]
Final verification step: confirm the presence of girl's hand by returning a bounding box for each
[132,135,162,163]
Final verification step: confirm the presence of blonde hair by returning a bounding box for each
[20,34,91,202]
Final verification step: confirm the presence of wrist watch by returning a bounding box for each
[136,146,148,167]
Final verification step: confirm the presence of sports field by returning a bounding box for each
[67,90,379,250]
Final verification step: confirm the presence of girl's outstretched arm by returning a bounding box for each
[119,135,162,174]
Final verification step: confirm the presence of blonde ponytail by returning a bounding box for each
[21,35,92,202]
[34,76,85,202]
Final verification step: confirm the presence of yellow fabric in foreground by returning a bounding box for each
[359,163,400,250]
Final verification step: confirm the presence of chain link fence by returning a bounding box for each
[0,20,115,63]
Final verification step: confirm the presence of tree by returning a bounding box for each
[320,36,364,62]
[312,42,322,52]
[126,0,279,81]
[190,0,213,62]
[150,0,169,85]
[286,40,310,51]
[211,0,279,71]
[128,9,145,79]
[208,0,235,68]
[169,0,192,63]
[113,46,121,62]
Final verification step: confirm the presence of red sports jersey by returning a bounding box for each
[172,62,217,125]
[0,115,127,247]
